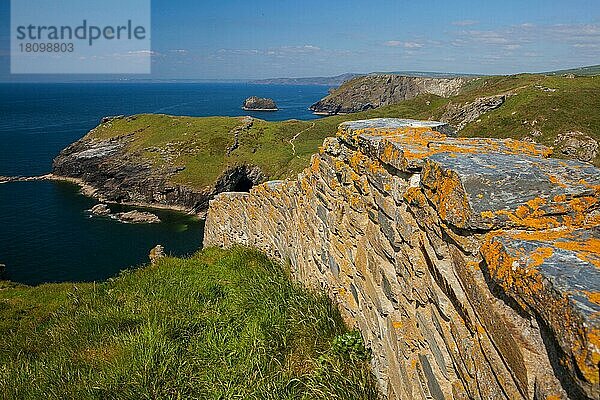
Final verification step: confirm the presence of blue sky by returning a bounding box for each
[1,0,599,80]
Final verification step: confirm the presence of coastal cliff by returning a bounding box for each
[49,74,600,217]
[52,115,266,212]
[310,75,469,115]
[204,118,600,399]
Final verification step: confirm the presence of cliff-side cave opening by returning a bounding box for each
[233,175,254,192]
[215,165,265,194]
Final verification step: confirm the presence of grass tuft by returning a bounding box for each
[0,247,378,399]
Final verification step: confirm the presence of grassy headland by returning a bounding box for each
[0,247,377,399]
[84,74,599,194]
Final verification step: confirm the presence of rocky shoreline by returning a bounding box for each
[49,121,266,215]
[4,114,269,219]
[1,173,199,217]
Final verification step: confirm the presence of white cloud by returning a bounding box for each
[452,20,479,27]
[126,50,157,56]
[384,40,402,47]
[278,45,322,54]
[461,30,512,44]
[384,40,424,49]
[217,45,321,57]
[403,42,424,49]
[503,44,522,50]
[458,23,600,47]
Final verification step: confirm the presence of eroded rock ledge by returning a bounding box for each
[204,118,600,399]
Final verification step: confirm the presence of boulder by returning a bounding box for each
[149,245,165,264]
[554,131,598,163]
[101,115,125,124]
[116,210,161,224]
[441,95,506,130]
[89,203,111,216]
[242,97,278,111]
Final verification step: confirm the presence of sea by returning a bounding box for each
[0,83,329,285]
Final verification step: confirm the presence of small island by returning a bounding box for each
[242,96,278,111]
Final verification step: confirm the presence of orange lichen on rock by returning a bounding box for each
[478,194,597,231]
[403,186,428,208]
[380,130,551,165]
[481,230,600,387]
[499,227,600,269]
[421,160,473,229]
[346,148,387,176]
[503,138,553,158]
[480,210,494,219]
[310,156,320,174]
[529,246,554,267]
[480,239,542,296]
[585,291,600,306]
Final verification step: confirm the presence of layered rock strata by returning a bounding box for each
[204,118,600,399]
[309,75,469,115]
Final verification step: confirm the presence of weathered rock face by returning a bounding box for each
[88,203,161,223]
[52,134,265,213]
[242,96,278,111]
[440,95,506,131]
[204,118,600,400]
[554,131,599,163]
[309,75,469,115]
[89,203,111,216]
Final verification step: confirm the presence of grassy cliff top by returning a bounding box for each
[0,247,377,399]
[546,64,600,76]
[85,74,600,189]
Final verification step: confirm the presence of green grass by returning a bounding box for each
[85,74,600,192]
[0,247,377,400]
[546,64,600,76]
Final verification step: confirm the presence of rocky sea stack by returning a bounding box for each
[242,96,278,111]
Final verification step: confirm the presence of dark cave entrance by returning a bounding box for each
[216,165,264,194]
[233,175,254,192]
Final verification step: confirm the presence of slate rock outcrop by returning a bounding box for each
[89,203,111,216]
[204,118,600,399]
[115,210,160,224]
[309,75,469,115]
[440,95,506,131]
